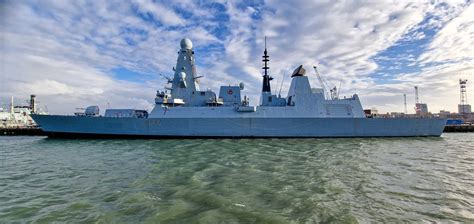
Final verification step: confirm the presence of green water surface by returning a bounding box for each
[0,134,473,223]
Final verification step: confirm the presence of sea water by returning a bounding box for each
[0,134,473,223]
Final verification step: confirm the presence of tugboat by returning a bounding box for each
[32,38,446,138]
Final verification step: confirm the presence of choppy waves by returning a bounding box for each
[0,134,473,223]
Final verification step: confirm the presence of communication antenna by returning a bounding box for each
[460,79,468,105]
[337,78,343,99]
[403,93,407,114]
[159,73,172,83]
[414,86,419,104]
[278,69,287,96]
[261,36,272,93]
[273,72,280,94]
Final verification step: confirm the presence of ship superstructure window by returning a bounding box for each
[200,92,206,96]
[268,96,272,102]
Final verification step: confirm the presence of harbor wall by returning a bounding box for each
[444,125,474,132]
[0,128,44,136]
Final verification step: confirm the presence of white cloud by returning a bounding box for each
[418,4,474,64]
[378,3,474,113]
[249,0,471,113]
[207,0,436,108]
[133,0,185,26]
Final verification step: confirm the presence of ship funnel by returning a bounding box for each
[30,94,36,114]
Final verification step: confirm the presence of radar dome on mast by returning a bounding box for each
[180,38,193,49]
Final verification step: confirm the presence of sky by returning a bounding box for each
[1,0,473,114]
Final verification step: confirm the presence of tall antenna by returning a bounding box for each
[10,96,14,114]
[403,93,407,114]
[261,36,272,93]
[460,79,468,105]
[414,86,419,104]
[278,70,286,96]
[265,36,266,49]
[337,78,343,99]
[459,79,469,113]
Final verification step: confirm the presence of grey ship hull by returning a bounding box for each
[31,115,447,138]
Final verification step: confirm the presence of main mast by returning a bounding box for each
[262,37,272,93]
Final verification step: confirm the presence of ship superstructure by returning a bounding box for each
[149,38,365,118]
[31,38,446,138]
[1,95,46,128]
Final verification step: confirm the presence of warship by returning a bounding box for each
[32,38,447,138]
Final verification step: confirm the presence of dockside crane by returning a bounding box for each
[313,66,338,100]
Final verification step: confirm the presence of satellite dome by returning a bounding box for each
[180,38,193,49]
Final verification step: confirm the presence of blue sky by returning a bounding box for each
[1,0,472,114]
